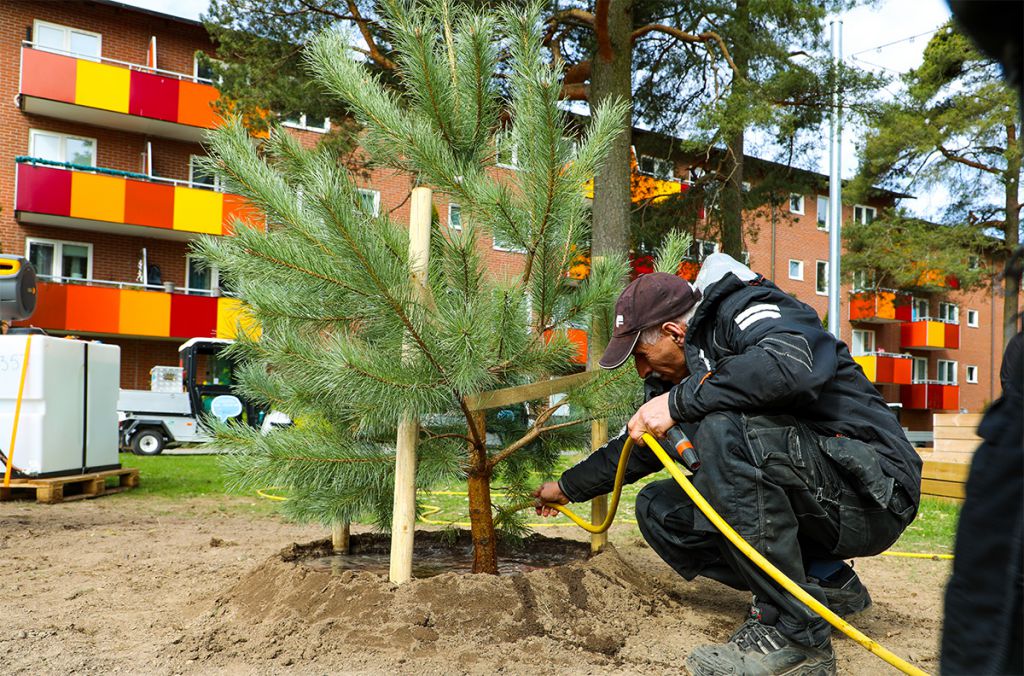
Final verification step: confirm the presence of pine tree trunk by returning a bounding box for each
[1003,123,1021,348]
[589,0,634,259]
[467,412,498,574]
[719,0,749,260]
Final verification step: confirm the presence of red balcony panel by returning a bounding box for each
[221,193,261,234]
[65,285,120,334]
[901,383,959,410]
[21,48,76,102]
[894,303,913,322]
[16,164,72,216]
[17,281,67,330]
[875,356,894,383]
[124,179,175,229]
[170,293,218,339]
[901,384,927,409]
[944,323,960,350]
[128,70,179,122]
[177,80,220,129]
[892,357,912,385]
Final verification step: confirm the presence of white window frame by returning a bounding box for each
[788,194,804,215]
[853,204,877,225]
[852,269,874,292]
[912,297,929,321]
[688,239,718,263]
[937,359,958,385]
[815,260,829,296]
[447,203,462,230]
[357,188,381,217]
[851,329,876,357]
[967,309,979,328]
[192,53,223,84]
[29,129,97,166]
[493,233,527,254]
[188,155,222,192]
[938,302,959,325]
[912,357,928,384]
[25,237,94,281]
[816,195,829,231]
[185,255,220,296]
[638,155,674,180]
[495,129,519,169]
[281,113,331,134]
[965,365,978,384]
[33,20,102,61]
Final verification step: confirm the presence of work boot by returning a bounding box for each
[813,562,872,618]
[685,603,837,676]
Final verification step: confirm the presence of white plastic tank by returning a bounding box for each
[150,365,183,393]
[0,335,120,477]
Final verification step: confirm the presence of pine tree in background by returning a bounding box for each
[195,0,634,573]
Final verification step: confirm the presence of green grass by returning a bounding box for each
[890,497,960,555]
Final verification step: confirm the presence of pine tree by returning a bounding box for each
[195,0,634,574]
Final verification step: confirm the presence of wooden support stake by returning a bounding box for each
[588,255,610,553]
[389,186,433,585]
[332,521,351,553]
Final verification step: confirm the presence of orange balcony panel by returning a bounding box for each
[221,193,261,234]
[849,291,910,323]
[891,356,912,385]
[17,281,67,330]
[119,289,171,337]
[944,323,960,349]
[128,70,179,122]
[65,285,120,334]
[170,294,218,339]
[21,48,76,102]
[124,179,174,230]
[901,320,951,350]
[567,327,588,365]
[177,80,220,129]
[70,172,126,224]
[16,164,71,216]
[854,354,913,385]
[75,59,130,114]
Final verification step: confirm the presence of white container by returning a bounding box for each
[150,366,183,393]
[0,336,120,477]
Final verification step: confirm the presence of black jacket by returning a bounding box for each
[560,259,922,506]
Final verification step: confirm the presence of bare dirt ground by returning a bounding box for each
[1,494,947,675]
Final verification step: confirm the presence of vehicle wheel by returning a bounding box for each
[131,428,165,456]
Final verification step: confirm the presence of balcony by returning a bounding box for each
[15,158,258,241]
[901,381,960,411]
[900,318,960,350]
[849,290,912,323]
[853,352,913,385]
[19,44,222,143]
[13,279,257,341]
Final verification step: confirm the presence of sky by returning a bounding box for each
[121,0,955,216]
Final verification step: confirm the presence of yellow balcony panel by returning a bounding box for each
[854,355,876,382]
[173,186,224,235]
[926,320,945,347]
[118,289,171,337]
[70,172,126,224]
[216,297,260,340]
[74,60,130,114]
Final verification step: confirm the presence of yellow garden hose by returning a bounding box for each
[4,336,32,488]
[550,433,929,676]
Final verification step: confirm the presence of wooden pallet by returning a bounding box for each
[0,467,139,504]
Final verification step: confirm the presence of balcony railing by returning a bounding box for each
[901,381,959,411]
[13,279,257,341]
[853,352,913,384]
[15,157,258,240]
[900,318,960,350]
[19,43,221,143]
[849,289,912,323]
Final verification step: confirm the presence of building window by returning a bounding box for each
[816,196,829,230]
[966,365,978,384]
[638,155,674,180]
[186,256,219,295]
[853,205,877,224]
[495,129,518,169]
[788,259,804,281]
[912,357,928,384]
[852,269,874,291]
[189,155,222,191]
[968,255,982,270]
[789,194,804,214]
[493,231,527,253]
[281,113,331,134]
[357,188,380,216]
[741,251,750,266]
[851,329,875,356]
[912,297,929,321]
[25,237,92,281]
[29,129,96,166]
[937,359,958,385]
[938,302,959,324]
[816,260,828,295]
[967,309,979,328]
[33,20,101,60]
[688,239,718,263]
[448,203,462,230]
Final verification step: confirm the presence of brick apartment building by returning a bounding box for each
[0,0,1008,431]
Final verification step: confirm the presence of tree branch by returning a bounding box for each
[560,82,589,100]
[631,24,740,77]
[546,9,596,28]
[595,0,613,62]
[937,145,1000,174]
[344,0,396,70]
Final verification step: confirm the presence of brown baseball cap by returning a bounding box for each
[598,272,701,369]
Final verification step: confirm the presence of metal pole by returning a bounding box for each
[827,19,843,339]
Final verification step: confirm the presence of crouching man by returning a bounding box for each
[534,254,921,676]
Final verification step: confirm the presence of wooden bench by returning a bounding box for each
[920,460,969,502]
[922,413,983,464]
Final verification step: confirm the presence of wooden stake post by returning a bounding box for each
[389,186,433,584]
[587,256,610,553]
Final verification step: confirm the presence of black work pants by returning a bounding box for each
[635,412,915,647]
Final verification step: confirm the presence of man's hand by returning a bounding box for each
[533,481,569,517]
[627,392,676,446]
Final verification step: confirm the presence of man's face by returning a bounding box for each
[632,322,689,383]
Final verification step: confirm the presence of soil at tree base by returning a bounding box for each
[0,497,943,674]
